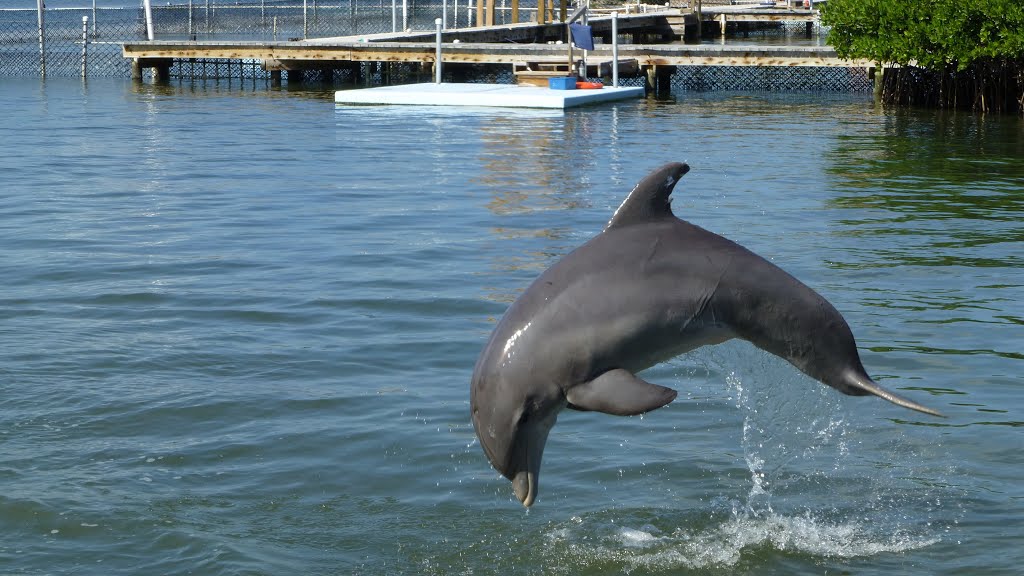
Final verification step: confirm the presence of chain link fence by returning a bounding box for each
[148,1,510,41]
[0,1,513,78]
[1,1,862,91]
[0,7,143,77]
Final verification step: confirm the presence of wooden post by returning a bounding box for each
[478,0,485,27]
[656,65,675,95]
[695,0,702,39]
[131,58,143,81]
[270,69,282,87]
[511,0,518,23]
[154,61,171,82]
[485,0,495,25]
[560,0,566,23]
[873,63,884,101]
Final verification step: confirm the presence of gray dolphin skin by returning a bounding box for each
[470,162,942,508]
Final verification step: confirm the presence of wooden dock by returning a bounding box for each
[122,4,868,90]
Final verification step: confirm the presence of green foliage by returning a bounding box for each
[822,0,1024,70]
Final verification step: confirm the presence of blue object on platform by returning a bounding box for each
[569,23,595,51]
[549,77,577,90]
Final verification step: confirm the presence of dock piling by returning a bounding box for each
[37,0,45,78]
[81,16,89,78]
[612,12,619,87]
[435,18,443,83]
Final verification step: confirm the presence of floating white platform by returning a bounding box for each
[334,82,644,109]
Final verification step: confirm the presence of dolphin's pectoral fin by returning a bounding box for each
[566,369,678,416]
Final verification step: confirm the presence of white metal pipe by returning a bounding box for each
[392,0,397,33]
[435,18,443,83]
[612,11,619,87]
[37,0,45,77]
[81,16,89,78]
[402,0,408,31]
[143,0,154,41]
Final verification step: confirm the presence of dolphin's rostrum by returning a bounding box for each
[470,162,942,508]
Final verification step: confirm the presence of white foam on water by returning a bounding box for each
[546,510,940,572]
[617,526,664,548]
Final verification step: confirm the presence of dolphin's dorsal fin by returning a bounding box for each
[605,162,689,230]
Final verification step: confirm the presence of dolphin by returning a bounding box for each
[470,162,942,508]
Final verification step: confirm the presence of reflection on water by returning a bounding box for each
[3,78,1023,575]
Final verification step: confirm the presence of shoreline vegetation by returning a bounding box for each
[822,0,1024,114]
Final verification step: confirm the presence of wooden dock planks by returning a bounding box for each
[123,41,867,71]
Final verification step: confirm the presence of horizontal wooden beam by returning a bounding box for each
[124,41,868,69]
[711,13,816,22]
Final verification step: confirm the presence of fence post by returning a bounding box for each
[92,0,97,38]
[435,18,443,83]
[37,0,46,78]
[612,11,618,87]
[144,0,155,40]
[81,16,89,78]
[303,0,308,39]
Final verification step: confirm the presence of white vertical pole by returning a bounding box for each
[435,18,443,83]
[143,0,155,40]
[442,0,448,29]
[91,0,97,37]
[303,0,308,38]
[81,16,89,78]
[37,0,45,78]
[612,11,619,87]
[402,0,408,31]
[188,0,193,38]
[392,0,397,32]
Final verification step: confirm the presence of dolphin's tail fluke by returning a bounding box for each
[842,370,945,417]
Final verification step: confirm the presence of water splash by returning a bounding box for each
[541,344,951,573]
[544,509,939,572]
